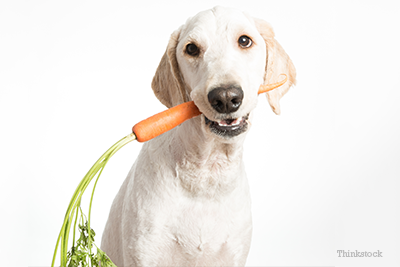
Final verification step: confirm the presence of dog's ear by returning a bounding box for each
[152,27,188,108]
[254,18,296,115]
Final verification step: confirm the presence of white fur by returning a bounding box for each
[101,6,296,266]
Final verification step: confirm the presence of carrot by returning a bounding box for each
[132,101,201,142]
[132,74,287,142]
[258,74,287,94]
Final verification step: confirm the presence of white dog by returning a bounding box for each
[101,6,296,266]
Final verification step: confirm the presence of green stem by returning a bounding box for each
[87,139,131,260]
[88,163,106,258]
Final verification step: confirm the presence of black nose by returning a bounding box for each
[207,85,244,114]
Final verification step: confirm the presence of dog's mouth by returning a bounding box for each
[204,114,249,137]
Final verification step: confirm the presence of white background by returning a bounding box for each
[1,1,400,267]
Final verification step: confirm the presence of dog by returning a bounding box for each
[101,6,296,266]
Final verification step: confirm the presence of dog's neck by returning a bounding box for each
[170,115,246,198]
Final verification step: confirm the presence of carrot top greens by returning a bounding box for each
[52,133,136,267]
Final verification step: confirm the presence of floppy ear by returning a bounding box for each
[254,18,297,115]
[152,27,188,108]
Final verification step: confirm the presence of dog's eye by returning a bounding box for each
[186,43,200,56]
[238,35,252,48]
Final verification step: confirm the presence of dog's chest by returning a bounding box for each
[165,197,249,259]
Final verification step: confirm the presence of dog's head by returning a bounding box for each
[152,6,296,142]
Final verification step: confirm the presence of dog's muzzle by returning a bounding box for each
[205,84,248,137]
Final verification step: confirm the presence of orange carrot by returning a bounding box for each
[258,74,287,94]
[132,75,287,142]
[132,101,201,142]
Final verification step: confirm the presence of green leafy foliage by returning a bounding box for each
[66,220,116,267]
